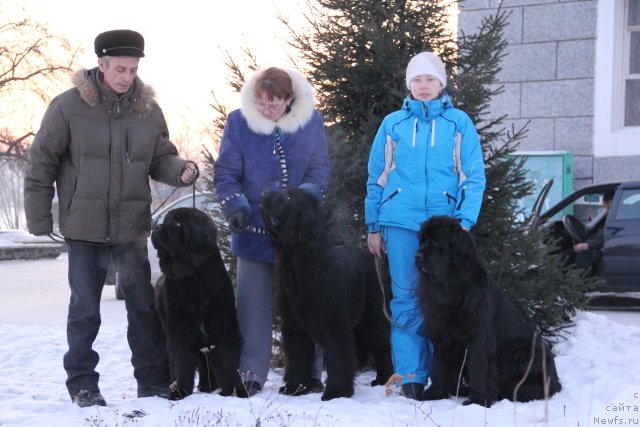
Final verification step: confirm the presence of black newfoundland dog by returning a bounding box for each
[260,188,392,401]
[151,207,246,399]
[415,216,562,407]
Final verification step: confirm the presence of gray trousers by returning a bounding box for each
[236,257,323,387]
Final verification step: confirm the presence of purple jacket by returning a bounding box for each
[213,68,330,263]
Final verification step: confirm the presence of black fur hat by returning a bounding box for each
[94,29,145,58]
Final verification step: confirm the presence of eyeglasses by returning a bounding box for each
[255,99,286,112]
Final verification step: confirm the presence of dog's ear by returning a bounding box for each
[418,221,429,245]
[452,223,477,259]
[190,215,218,252]
[296,205,319,244]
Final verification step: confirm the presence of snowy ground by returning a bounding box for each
[1,254,640,427]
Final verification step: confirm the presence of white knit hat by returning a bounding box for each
[405,52,447,89]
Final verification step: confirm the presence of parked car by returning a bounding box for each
[109,191,226,300]
[529,180,640,295]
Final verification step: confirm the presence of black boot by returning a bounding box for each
[73,389,107,407]
[401,382,425,400]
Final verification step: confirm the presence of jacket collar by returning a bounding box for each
[71,68,156,114]
[239,68,316,135]
[402,92,453,121]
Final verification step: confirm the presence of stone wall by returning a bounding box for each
[458,0,639,188]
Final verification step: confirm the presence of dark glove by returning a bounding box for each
[228,210,247,234]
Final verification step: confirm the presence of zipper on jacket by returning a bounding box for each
[125,128,131,163]
[430,119,436,147]
[412,119,418,147]
[444,191,457,205]
[114,98,121,118]
[381,188,401,207]
[456,187,466,210]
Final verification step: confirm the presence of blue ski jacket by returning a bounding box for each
[365,93,485,232]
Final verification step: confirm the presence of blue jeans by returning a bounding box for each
[64,238,168,398]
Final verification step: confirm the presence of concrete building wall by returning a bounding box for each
[458,0,640,189]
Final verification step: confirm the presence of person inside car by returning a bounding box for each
[573,190,614,271]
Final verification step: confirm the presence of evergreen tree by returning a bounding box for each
[279,0,457,244]
[205,1,592,336]
[277,0,591,336]
[452,9,592,337]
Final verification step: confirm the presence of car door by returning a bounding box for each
[601,185,640,291]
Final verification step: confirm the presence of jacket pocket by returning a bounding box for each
[381,188,401,207]
[66,178,78,215]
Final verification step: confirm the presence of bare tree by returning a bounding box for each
[0,5,79,160]
[0,4,78,229]
[0,156,27,229]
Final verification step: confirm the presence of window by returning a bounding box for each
[624,0,640,126]
[614,188,640,220]
[594,0,640,156]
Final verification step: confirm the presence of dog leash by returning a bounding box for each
[374,253,424,330]
[375,254,393,324]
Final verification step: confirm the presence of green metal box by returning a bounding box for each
[512,150,574,221]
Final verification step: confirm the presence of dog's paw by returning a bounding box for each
[218,386,235,397]
[308,378,325,393]
[370,379,383,386]
[321,388,354,401]
[197,382,216,394]
[462,395,493,408]
[169,389,186,401]
[279,383,311,396]
[421,386,448,401]
[447,383,470,397]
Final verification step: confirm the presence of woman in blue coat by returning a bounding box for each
[214,67,330,396]
[365,52,486,399]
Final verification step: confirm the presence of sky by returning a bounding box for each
[5,0,305,157]
[1,251,640,426]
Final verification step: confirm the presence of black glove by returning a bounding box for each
[228,210,247,233]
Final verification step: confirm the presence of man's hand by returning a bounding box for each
[367,232,386,258]
[574,242,589,252]
[180,162,199,185]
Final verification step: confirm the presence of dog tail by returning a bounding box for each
[498,337,561,402]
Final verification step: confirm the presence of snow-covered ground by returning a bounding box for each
[1,254,639,427]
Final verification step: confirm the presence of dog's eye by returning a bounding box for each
[270,217,279,227]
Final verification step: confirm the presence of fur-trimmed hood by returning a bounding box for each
[71,68,157,114]
[240,68,316,135]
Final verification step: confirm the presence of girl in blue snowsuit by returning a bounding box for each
[365,52,486,400]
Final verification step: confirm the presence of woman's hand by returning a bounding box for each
[367,232,386,258]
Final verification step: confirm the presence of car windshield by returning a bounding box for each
[539,191,609,227]
[570,194,608,224]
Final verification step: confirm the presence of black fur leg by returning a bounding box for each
[279,383,312,396]
[463,395,493,408]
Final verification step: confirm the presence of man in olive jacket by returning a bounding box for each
[23,29,198,407]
